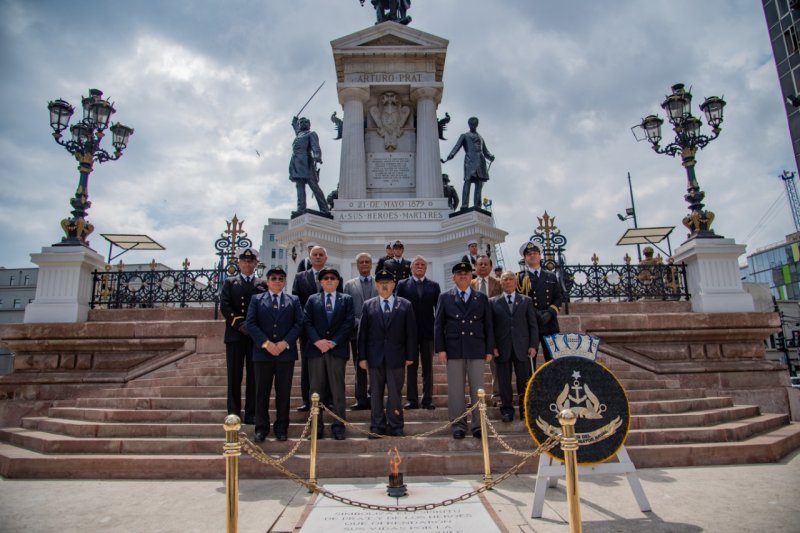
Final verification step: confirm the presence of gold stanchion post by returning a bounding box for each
[558,409,582,533]
[223,414,241,533]
[477,388,493,488]
[308,392,320,493]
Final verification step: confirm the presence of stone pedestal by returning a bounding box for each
[672,237,754,313]
[24,245,106,323]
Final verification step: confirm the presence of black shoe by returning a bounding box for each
[351,402,370,411]
[275,434,287,442]
[254,431,267,443]
[296,404,310,412]
[472,429,482,439]
[421,403,436,410]
[453,430,466,439]
[501,414,513,423]
[333,431,346,441]
[243,417,255,425]
[368,433,382,440]
[404,401,419,410]
[389,430,404,437]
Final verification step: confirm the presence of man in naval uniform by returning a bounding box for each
[383,240,411,282]
[460,239,480,271]
[375,241,394,272]
[245,267,303,442]
[220,247,264,424]
[290,116,329,214]
[442,116,495,210]
[434,261,494,439]
[516,241,563,362]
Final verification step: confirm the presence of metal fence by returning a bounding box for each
[561,261,689,302]
[91,266,221,309]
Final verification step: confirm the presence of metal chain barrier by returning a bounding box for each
[318,401,481,440]
[238,413,312,465]
[239,432,561,512]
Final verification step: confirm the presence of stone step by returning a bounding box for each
[625,413,789,446]
[625,388,708,402]
[626,423,800,468]
[630,405,760,430]
[629,396,733,415]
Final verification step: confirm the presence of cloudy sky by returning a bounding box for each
[0,0,793,271]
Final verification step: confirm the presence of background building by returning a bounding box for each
[259,218,289,272]
[741,231,800,299]
[763,0,800,173]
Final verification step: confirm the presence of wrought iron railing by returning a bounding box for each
[91,266,221,309]
[561,261,689,302]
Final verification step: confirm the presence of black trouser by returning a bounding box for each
[308,355,347,435]
[349,336,369,405]
[406,338,434,406]
[253,359,294,436]
[225,339,255,421]
[496,352,534,420]
[369,364,406,434]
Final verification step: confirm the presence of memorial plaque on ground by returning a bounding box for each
[524,356,630,464]
[298,481,501,532]
[368,152,415,189]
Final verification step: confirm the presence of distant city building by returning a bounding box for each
[0,267,38,325]
[763,0,800,172]
[259,218,289,271]
[741,231,800,299]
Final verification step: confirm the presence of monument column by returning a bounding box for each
[337,86,370,199]
[411,86,443,199]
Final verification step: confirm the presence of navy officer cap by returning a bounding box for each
[452,261,472,274]
[317,267,341,281]
[239,247,258,260]
[375,269,395,283]
[266,266,286,278]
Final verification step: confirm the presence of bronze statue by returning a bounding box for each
[360,0,411,25]
[290,116,329,214]
[442,174,459,211]
[441,117,495,210]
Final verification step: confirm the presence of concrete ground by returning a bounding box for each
[1,450,798,532]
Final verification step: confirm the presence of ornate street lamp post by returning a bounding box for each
[633,83,726,240]
[47,89,134,247]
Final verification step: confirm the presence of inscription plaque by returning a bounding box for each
[368,152,415,189]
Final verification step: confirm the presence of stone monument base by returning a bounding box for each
[24,245,106,324]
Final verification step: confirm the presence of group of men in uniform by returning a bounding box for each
[219,238,563,442]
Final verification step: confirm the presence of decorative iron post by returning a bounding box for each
[223,414,241,533]
[308,392,320,492]
[477,389,493,489]
[558,409,582,533]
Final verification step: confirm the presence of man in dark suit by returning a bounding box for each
[516,241,563,362]
[471,254,503,404]
[382,240,411,282]
[491,271,538,423]
[434,261,494,439]
[343,252,377,410]
[220,248,264,425]
[303,267,354,440]
[358,269,417,437]
[296,243,316,273]
[396,255,440,409]
[246,267,303,442]
[292,245,341,411]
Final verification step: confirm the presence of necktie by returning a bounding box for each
[325,294,333,323]
[272,295,279,309]
[507,294,513,311]
[383,300,391,313]
[480,278,487,294]
[415,279,423,299]
[534,271,540,281]
[460,291,466,303]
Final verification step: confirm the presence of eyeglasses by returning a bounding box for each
[269,277,285,282]
[321,276,338,281]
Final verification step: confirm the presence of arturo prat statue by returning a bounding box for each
[442,117,495,210]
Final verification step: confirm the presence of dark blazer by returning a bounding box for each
[357,296,417,369]
[220,274,266,343]
[396,277,441,340]
[246,292,304,362]
[291,268,343,307]
[303,292,355,360]
[491,293,539,362]
[517,269,563,336]
[297,258,312,273]
[433,288,495,359]
[461,254,478,269]
[383,257,412,282]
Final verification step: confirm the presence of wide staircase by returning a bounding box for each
[1,347,799,479]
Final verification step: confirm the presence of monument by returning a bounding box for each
[279,14,506,288]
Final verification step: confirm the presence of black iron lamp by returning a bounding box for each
[47,89,134,247]
[632,83,726,240]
